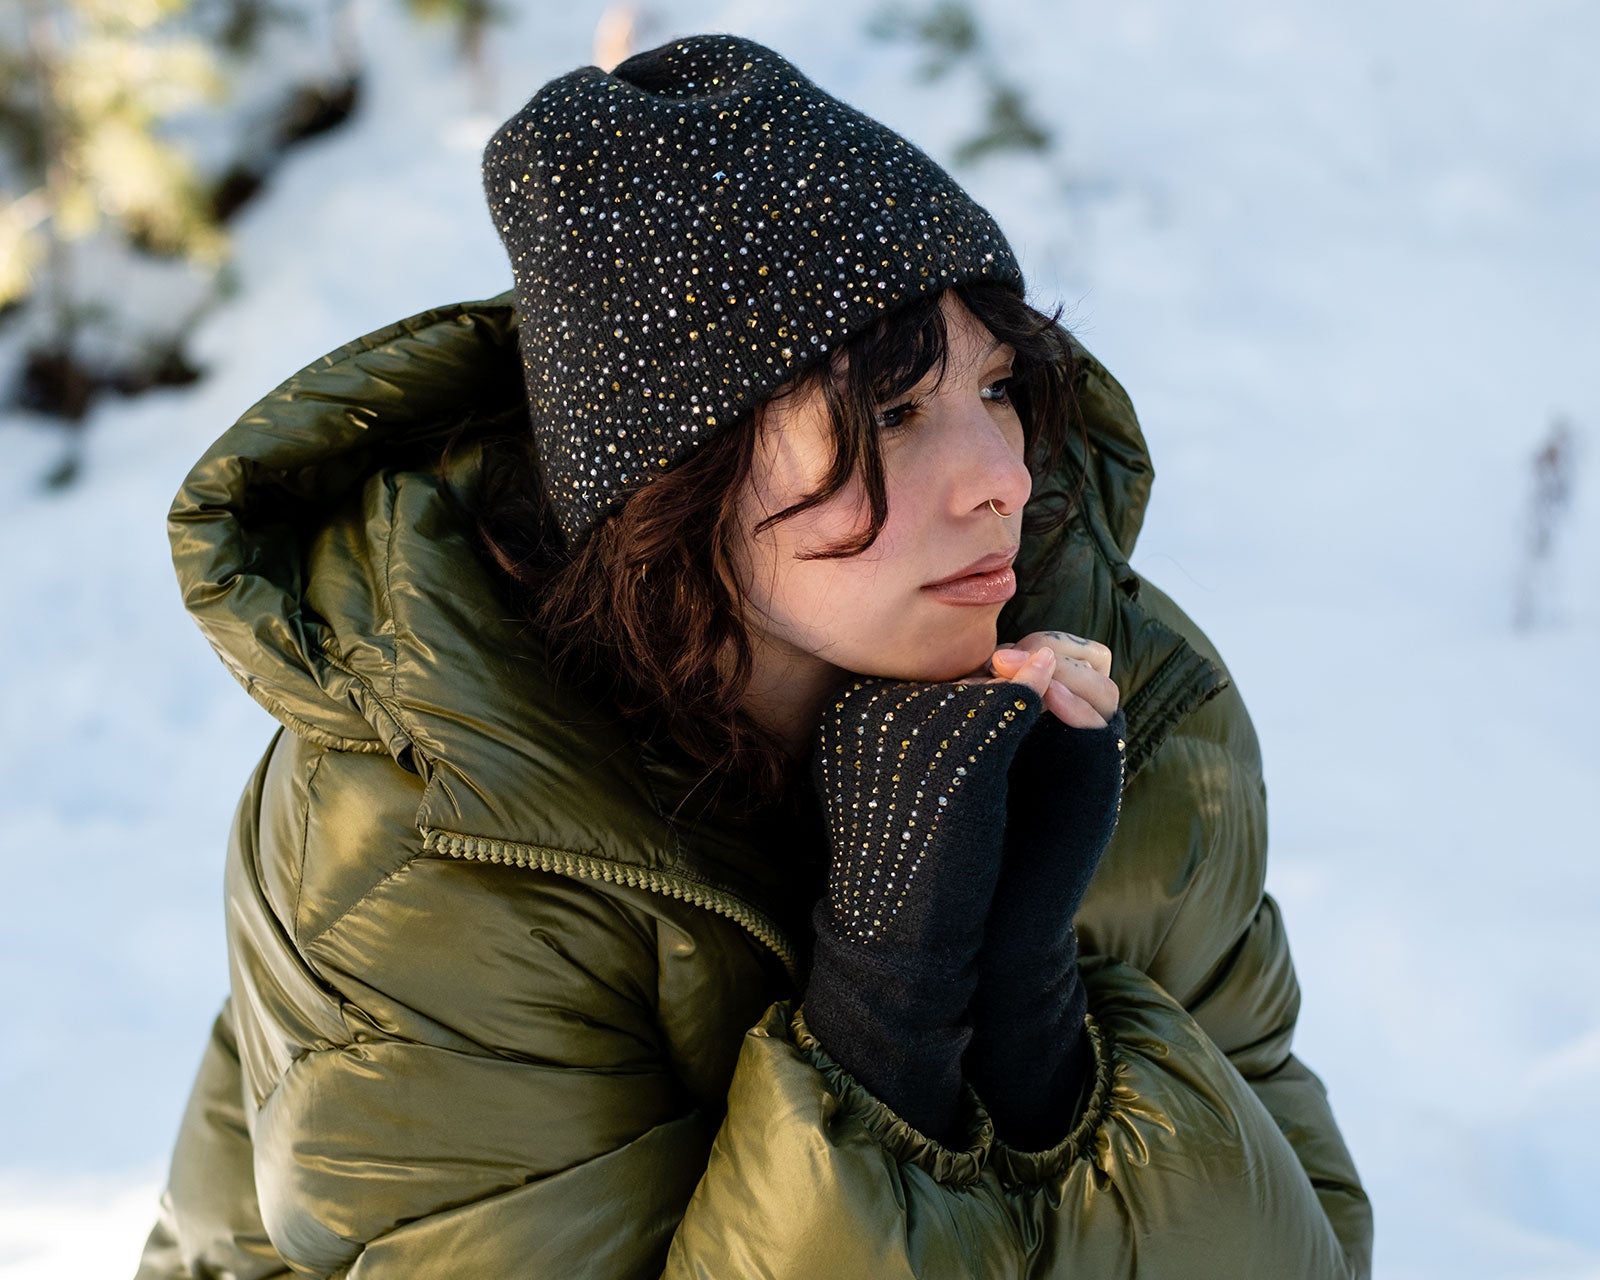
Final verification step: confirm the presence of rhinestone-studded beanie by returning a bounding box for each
[481,32,1025,551]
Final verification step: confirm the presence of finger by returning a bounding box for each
[1044,677,1109,729]
[985,644,1056,698]
[992,645,1116,712]
[1013,630,1113,680]
[1047,654,1120,719]
[987,645,1029,674]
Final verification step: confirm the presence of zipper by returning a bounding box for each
[421,827,802,985]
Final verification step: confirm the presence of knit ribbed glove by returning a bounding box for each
[801,675,1047,1147]
[963,705,1127,1150]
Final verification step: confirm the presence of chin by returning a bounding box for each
[919,625,1000,683]
[839,614,998,684]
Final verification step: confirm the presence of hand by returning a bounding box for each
[987,631,1119,729]
[960,628,1126,1151]
[800,673,1048,1146]
[985,627,1124,927]
[806,674,1047,961]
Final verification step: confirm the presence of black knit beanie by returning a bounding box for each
[481,32,1025,552]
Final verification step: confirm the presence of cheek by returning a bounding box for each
[752,496,881,626]
[733,441,993,671]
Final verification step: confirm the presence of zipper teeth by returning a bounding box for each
[422,828,800,983]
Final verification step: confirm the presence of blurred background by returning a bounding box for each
[0,1,1595,1275]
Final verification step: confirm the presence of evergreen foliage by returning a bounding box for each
[1515,416,1581,630]
[866,1,1052,165]
[1,0,229,315]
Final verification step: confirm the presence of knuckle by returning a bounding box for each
[1034,630,1113,672]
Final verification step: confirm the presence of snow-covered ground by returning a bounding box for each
[2,1,1595,1276]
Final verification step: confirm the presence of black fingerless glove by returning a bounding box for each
[963,706,1127,1150]
[801,676,1046,1146]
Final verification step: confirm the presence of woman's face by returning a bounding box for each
[732,292,1033,693]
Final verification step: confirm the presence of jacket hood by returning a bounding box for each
[170,290,1222,969]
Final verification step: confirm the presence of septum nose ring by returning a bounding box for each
[988,499,1015,518]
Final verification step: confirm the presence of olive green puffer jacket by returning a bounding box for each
[136,292,1371,1279]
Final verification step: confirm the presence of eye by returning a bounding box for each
[981,376,1015,406]
[873,398,921,432]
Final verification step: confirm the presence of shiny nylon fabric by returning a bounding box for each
[136,293,1371,1278]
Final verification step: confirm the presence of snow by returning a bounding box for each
[1,1,1595,1275]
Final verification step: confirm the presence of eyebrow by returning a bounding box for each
[832,336,1016,391]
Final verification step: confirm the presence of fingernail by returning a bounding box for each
[1027,647,1054,667]
[993,647,1029,667]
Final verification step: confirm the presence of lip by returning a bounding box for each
[923,549,1019,588]
[920,549,1020,607]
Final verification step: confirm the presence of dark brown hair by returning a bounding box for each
[469,281,1086,814]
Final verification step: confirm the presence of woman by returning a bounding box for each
[137,32,1370,1279]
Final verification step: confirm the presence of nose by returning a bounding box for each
[955,401,1032,520]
